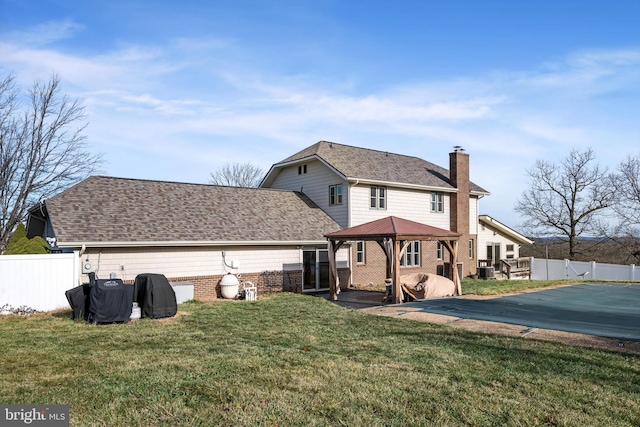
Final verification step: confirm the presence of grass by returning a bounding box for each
[461,278,577,295]
[1,293,639,426]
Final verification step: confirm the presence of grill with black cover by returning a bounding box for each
[88,278,134,323]
[133,273,177,319]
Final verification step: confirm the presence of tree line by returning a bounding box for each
[515,148,640,263]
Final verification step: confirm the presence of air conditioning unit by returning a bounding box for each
[478,266,494,279]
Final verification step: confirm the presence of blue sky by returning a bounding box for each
[1,0,639,229]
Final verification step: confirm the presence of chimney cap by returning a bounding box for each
[453,145,465,152]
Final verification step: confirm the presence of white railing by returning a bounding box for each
[0,252,80,312]
[530,257,638,281]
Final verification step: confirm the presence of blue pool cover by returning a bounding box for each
[404,283,640,341]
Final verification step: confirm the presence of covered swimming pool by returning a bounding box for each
[403,283,640,341]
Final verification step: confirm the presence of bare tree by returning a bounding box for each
[0,72,102,252]
[515,148,615,260]
[209,162,264,187]
[613,153,640,230]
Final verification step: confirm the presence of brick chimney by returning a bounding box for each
[449,147,473,275]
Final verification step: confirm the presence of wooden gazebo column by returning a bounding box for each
[442,239,461,295]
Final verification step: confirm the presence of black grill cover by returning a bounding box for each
[65,284,91,321]
[133,273,177,319]
[89,279,134,323]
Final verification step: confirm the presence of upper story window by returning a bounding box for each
[356,241,365,264]
[400,240,421,267]
[298,164,307,174]
[431,192,444,213]
[329,184,343,206]
[370,186,386,209]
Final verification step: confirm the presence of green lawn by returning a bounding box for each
[461,278,577,295]
[1,293,639,426]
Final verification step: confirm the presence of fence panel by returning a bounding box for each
[0,252,79,312]
[531,257,637,281]
[593,262,634,281]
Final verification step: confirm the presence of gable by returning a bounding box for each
[478,215,533,245]
[39,176,341,246]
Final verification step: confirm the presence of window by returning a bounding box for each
[356,241,365,264]
[298,164,307,174]
[329,184,343,205]
[506,244,514,252]
[370,186,386,209]
[430,192,444,213]
[436,242,443,260]
[469,239,475,259]
[400,240,421,267]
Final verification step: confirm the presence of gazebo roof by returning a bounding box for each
[325,216,460,241]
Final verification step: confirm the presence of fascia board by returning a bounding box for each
[347,177,456,193]
[479,216,533,245]
[57,240,329,249]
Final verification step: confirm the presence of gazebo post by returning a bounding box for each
[328,239,342,301]
[393,239,403,304]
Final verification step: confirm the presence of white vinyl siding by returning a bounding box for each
[477,226,522,261]
[350,185,451,229]
[78,245,349,283]
[269,159,348,227]
[469,196,479,235]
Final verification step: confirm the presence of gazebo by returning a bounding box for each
[325,216,461,304]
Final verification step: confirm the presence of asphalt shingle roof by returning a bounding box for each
[278,141,488,193]
[45,176,341,244]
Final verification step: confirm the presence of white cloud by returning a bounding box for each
[3,19,85,47]
[2,28,638,226]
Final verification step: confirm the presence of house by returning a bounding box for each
[26,176,346,298]
[261,141,491,285]
[26,141,530,298]
[477,214,533,269]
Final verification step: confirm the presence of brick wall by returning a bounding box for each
[351,241,445,286]
[145,268,349,299]
[128,270,302,300]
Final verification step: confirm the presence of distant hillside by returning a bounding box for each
[520,237,640,265]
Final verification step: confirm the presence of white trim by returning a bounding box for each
[58,240,328,249]
[478,215,533,245]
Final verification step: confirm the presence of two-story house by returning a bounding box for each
[260,141,490,287]
[25,140,531,300]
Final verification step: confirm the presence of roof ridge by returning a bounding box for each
[84,175,302,193]
[316,140,436,164]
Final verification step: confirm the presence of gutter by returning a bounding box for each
[347,177,456,193]
[57,240,331,249]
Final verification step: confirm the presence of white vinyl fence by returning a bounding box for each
[531,257,638,281]
[0,252,80,312]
